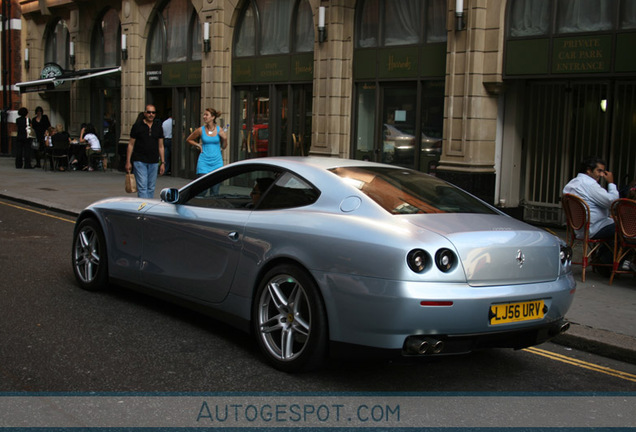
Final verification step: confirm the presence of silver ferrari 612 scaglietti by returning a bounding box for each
[72,157,575,372]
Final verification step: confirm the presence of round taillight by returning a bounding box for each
[435,248,456,272]
[407,249,429,273]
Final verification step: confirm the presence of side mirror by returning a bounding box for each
[160,188,179,203]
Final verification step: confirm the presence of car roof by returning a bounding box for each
[231,156,395,173]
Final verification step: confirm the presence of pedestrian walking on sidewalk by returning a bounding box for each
[15,107,33,169]
[125,104,165,198]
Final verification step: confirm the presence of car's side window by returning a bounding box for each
[258,172,320,210]
[184,168,279,210]
[180,166,318,210]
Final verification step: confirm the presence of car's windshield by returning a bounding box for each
[330,166,498,215]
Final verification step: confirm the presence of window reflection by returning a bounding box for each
[331,167,497,215]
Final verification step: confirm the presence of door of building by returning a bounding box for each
[172,87,200,178]
[236,86,271,161]
[290,84,312,156]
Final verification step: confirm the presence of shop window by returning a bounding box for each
[385,1,421,46]
[557,0,614,33]
[147,0,201,64]
[621,0,636,29]
[509,0,636,37]
[91,9,121,68]
[235,3,256,57]
[294,0,314,52]
[45,19,70,69]
[234,0,314,57]
[260,0,294,55]
[508,0,550,37]
[358,0,379,47]
[356,0,446,48]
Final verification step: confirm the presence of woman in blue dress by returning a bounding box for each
[186,108,228,189]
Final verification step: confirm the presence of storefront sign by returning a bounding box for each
[552,35,611,74]
[146,65,162,86]
[378,47,418,78]
[292,53,313,81]
[41,63,63,87]
[257,57,290,82]
[146,62,201,87]
[233,54,311,84]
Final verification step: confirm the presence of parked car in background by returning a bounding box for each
[251,123,269,157]
[72,157,575,372]
[384,123,442,172]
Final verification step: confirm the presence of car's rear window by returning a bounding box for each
[330,166,498,215]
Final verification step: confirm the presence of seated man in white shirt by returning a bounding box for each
[563,156,619,271]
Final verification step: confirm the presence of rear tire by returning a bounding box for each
[253,264,328,372]
[72,218,109,291]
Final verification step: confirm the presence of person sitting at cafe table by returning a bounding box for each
[43,126,56,169]
[79,123,102,171]
[51,124,71,171]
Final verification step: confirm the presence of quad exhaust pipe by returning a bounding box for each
[405,336,444,355]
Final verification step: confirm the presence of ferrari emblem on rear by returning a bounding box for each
[516,250,525,267]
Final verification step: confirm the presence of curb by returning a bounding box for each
[552,322,636,365]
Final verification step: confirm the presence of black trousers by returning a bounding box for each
[15,139,32,168]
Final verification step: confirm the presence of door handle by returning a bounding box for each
[228,231,239,241]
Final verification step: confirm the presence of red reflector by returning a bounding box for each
[420,301,453,306]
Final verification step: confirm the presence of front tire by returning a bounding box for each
[72,218,108,291]
[253,265,328,372]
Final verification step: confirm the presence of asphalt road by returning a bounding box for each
[1,199,636,393]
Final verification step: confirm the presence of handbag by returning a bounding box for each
[30,138,39,150]
[125,173,137,194]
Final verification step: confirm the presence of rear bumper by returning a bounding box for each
[330,319,570,359]
[318,271,576,351]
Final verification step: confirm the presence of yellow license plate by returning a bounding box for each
[490,300,545,325]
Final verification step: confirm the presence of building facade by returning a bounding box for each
[8,0,636,225]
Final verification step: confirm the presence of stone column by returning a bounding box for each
[310,0,354,158]
[437,1,505,204]
[119,0,146,137]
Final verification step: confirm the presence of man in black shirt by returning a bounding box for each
[125,104,165,198]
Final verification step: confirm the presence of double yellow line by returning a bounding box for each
[525,346,636,383]
[0,200,75,223]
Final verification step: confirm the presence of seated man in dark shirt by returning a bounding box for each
[51,124,71,171]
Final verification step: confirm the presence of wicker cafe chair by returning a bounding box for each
[609,198,636,284]
[561,193,613,282]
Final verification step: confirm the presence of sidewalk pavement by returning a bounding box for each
[1,156,635,364]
